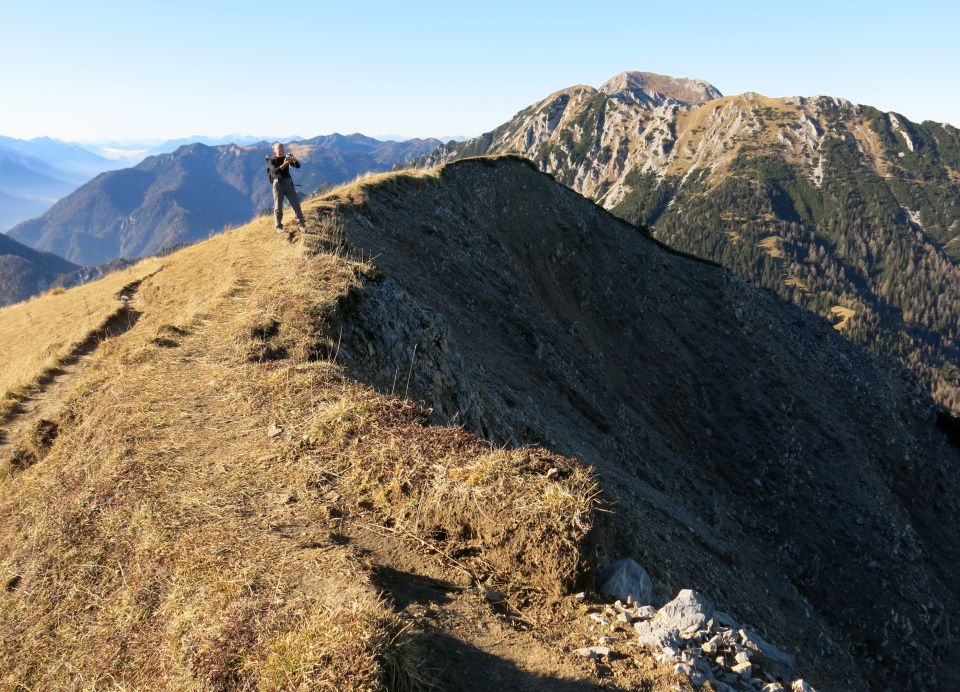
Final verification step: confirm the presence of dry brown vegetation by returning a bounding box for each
[0,192,601,689]
[830,305,856,330]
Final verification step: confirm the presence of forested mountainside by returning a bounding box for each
[424,72,960,411]
[0,232,78,306]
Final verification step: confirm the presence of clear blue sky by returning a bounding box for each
[1,0,958,141]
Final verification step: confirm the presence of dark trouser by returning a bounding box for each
[273,177,304,228]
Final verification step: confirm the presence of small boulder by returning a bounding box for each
[574,645,611,659]
[732,660,752,679]
[654,589,713,631]
[791,680,817,692]
[597,558,653,605]
[702,634,721,654]
[634,620,682,649]
[635,604,657,620]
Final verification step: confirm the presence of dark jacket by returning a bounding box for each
[267,155,300,182]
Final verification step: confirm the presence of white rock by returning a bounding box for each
[634,620,682,649]
[655,589,714,631]
[732,660,752,679]
[659,649,679,664]
[702,634,721,654]
[635,605,657,620]
[589,612,610,626]
[574,645,611,659]
[791,680,817,692]
[597,558,653,605]
[735,650,751,664]
[597,636,616,645]
[762,684,786,692]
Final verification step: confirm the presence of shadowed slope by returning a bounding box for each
[0,233,78,307]
[423,77,960,413]
[312,156,960,690]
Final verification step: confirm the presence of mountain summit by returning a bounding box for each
[598,70,723,105]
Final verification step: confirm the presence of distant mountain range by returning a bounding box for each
[0,136,124,231]
[83,134,304,162]
[0,134,317,231]
[5,134,441,267]
[423,71,960,412]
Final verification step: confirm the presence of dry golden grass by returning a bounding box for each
[830,305,856,330]
[755,235,785,260]
[785,276,809,291]
[0,259,162,417]
[0,185,598,689]
[321,167,439,207]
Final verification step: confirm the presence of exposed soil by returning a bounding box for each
[346,521,687,691]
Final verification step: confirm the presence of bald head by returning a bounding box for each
[273,142,285,156]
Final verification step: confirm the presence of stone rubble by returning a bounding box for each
[573,560,816,691]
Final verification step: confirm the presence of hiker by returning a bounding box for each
[267,143,306,233]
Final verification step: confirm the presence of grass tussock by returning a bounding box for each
[0,194,597,688]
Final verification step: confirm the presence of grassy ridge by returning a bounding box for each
[0,187,597,689]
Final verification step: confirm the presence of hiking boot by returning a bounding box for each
[298,221,307,232]
[275,225,285,233]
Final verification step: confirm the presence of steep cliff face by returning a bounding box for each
[424,75,960,412]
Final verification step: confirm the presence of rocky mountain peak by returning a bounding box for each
[599,70,722,106]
